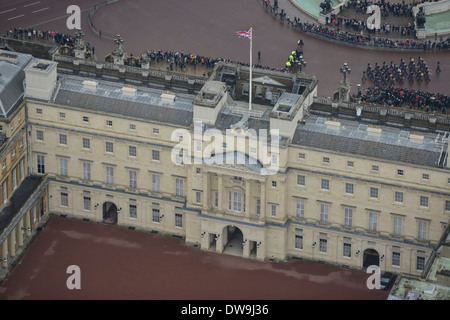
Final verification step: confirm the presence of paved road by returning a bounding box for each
[1,0,449,97]
[0,216,389,300]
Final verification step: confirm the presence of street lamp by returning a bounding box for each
[340,62,351,82]
[297,55,307,73]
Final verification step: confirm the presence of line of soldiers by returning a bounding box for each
[363,57,437,87]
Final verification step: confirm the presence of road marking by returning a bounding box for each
[0,8,16,15]
[8,14,25,20]
[32,7,50,13]
[24,1,40,7]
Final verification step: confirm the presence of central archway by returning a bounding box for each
[223,226,243,256]
[363,248,380,268]
[103,202,118,225]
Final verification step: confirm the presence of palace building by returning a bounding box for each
[0,47,449,281]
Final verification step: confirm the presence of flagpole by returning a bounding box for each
[249,27,253,111]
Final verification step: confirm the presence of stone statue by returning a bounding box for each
[320,0,332,15]
[416,7,426,29]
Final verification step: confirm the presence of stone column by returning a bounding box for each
[25,210,31,236]
[243,239,250,258]
[245,179,251,219]
[1,239,8,267]
[203,171,209,211]
[17,220,24,247]
[260,180,266,221]
[8,231,16,257]
[218,174,224,213]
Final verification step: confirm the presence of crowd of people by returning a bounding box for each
[139,49,288,73]
[5,27,76,46]
[327,14,415,37]
[362,57,437,86]
[360,86,449,114]
[262,0,450,51]
[346,0,424,18]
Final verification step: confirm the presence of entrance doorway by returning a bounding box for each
[363,248,380,268]
[103,202,118,225]
[223,226,243,256]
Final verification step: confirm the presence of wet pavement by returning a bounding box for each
[0,216,389,300]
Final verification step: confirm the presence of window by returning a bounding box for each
[60,192,68,207]
[60,158,68,177]
[2,180,7,204]
[250,147,257,154]
[196,168,201,174]
[395,191,403,203]
[296,200,304,218]
[214,192,219,208]
[271,205,276,217]
[37,154,45,174]
[175,213,183,228]
[417,256,425,271]
[397,169,404,176]
[36,130,44,141]
[392,252,401,267]
[129,146,137,157]
[20,138,23,149]
[59,134,67,145]
[106,142,114,153]
[321,179,329,191]
[420,196,429,208]
[83,162,91,181]
[295,235,303,250]
[33,206,37,222]
[19,159,24,181]
[297,175,305,186]
[347,161,354,168]
[106,120,113,127]
[344,208,353,227]
[196,141,202,152]
[129,124,136,131]
[256,199,260,215]
[129,204,137,219]
[370,187,378,199]
[272,154,278,165]
[372,165,379,172]
[2,160,5,170]
[233,192,242,212]
[393,217,402,236]
[422,173,429,180]
[175,178,183,197]
[196,191,202,204]
[82,138,90,149]
[320,204,328,223]
[343,243,351,257]
[152,150,160,161]
[129,171,137,189]
[11,148,15,158]
[152,208,160,223]
[153,128,159,135]
[106,167,114,185]
[272,181,277,188]
[323,157,329,164]
[83,196,91,211]
[369,212,377,231]
[36,108,42,115]
[345,183,354,195]
[152,175,160,193]
[60,112,66,119]
[12,168,17,190]
[298,153,305,160]
[83,116,89,123]
[319,239,327,253]
[418,221,427,240]
[446,200,450,212]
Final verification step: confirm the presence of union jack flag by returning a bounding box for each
[236,28,252,39]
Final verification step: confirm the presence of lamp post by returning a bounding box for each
[297,55,307,73]
[340,62,351,84]
[337,62,352,102]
